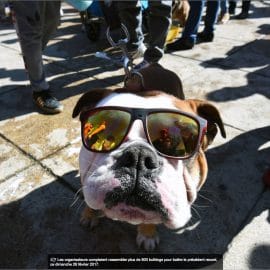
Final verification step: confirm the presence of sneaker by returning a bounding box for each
[218,12,230,24]
[133,59,150,71]
[166,38,195,52]
[197,32,214,43]
[33,90,63,114]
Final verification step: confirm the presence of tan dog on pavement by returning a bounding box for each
[73,64,226,251]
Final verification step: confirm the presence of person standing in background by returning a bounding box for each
[236,0,251,19]
[166,0,220,51]
[117,0,172,69]
[218,0,230,24]
[12,1,63,114]
[229,0,251,19]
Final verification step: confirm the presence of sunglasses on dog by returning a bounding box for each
[80,106,207,159]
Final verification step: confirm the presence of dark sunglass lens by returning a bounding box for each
[82,109,131,152]
[147,112,199,158]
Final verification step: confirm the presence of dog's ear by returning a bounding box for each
[187,99,226,150]
[72,89,114,118]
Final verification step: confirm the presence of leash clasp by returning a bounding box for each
[106,24,145,90]
[106,24,133,78]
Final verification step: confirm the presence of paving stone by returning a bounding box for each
[0,27,20,51]
[0,91,81,159]
[219,94,270,132]
[223,191,270,270]
[41,143,81,191]
[180,66,270,131]
[160,54,207,82]
[213,14,269,43]
[0,165,82,268]
[0,164,55,203]
[0,44,27,92]
[0,136,33,182]
[58,71,121,97]
[181,64,248,99]
[213,35,270,77]
[204,65,270,103]
[0,86,39,122]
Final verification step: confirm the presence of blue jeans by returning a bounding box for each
[204,0,220,34]
[220,0,229,13]
[182,0,220,43]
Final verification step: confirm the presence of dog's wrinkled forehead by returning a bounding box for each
[96,92,177,109]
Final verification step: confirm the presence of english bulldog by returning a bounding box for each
[72,64,226,251]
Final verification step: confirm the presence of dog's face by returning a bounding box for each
[73,89,226,230]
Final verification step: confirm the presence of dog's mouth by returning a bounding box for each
[118,206,145,220]
[103,186,169,221]
[103,202,163,225]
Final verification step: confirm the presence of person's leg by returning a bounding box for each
[181,0,204,43]
[218,0,230,24]
[229,0,236,14]
[197,0,219,42]
[242,0,251,13]
[235,0,250,19]
[42,1,61,50]
[203,0,220,34]
[12,1,48,91]
[166,0,204,51]
[12,1,63,113]
[143,0,172,63]
[117,1,145,53]
[220,0,227,13]
[224,0,229,12]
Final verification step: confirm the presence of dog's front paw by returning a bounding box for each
[136,224,159,251]
[80,206,101,229]
[136,232,160,251]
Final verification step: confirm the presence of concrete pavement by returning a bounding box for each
[0,1,269,269]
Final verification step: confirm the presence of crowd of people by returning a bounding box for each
[1,0,252,115]
[166,0,251,51]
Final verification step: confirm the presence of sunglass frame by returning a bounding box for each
[80,106,207,160]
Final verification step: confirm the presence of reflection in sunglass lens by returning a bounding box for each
[147,112,199,158]
[82,110,131,152]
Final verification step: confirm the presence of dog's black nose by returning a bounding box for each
[106,143,165,213]
[114,144,161,175]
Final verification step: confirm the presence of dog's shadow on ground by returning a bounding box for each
[0,126,269,268]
